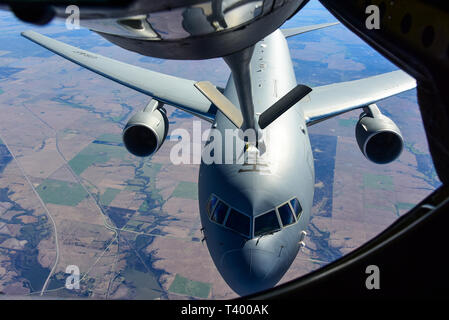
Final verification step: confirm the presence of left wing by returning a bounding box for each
[281,22,339,38]
[21,30,217,122]
[301,70,416,125]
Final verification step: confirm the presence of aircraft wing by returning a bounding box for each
[21,30,216,122]
[281,22,339,38]
[301,70,416,125]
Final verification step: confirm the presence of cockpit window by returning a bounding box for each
[278,203,295,227]
[225,209,250,237]
[290,198,302,218]
[207,195,303,238]
[211,200,228,224]
[254,210,281,237]
[207,195,219,217]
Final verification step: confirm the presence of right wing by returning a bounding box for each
[301,70,416,125]
[21,30,216,122]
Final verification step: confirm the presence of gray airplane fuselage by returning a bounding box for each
[198,29,315,296]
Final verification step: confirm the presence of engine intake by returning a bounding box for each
[355,104,403,164]
[123,100,168,157]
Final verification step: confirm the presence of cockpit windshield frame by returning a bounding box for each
[252,197,303,238]
[253,209,282,237]
[206,194,304,239]
[206,194,252,238]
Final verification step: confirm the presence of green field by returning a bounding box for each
[138,200,150,212]
[68,143,127,175]
[172,181,198,200]
[96,133,123,144]
[36,179,88,206]
[338,119,357,128]
[142,162,163,178]
[138,191,164,212]
[99,188,121,206]
[123,269,162,300]
[124,220,145,230]
[363,174,394,191]
[131,162,165,211]
[168,274,211,299]
[124,220,152,233]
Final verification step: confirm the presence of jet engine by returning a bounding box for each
[123,100,168,157]
[355,104,403,164]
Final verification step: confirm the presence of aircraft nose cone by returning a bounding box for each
[221,248,286,296]
[249,249,277,279]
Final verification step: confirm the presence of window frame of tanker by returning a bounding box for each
[206,194,303,239]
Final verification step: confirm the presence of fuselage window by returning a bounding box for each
[278,203,295,227]
[254,210,281,237]
[290,198,302,219]
[225,209,250,237]
[211,201,228,224]
[207,195,219,217]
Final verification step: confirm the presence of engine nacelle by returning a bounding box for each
[355,104,403,164]
[123,100,168,157]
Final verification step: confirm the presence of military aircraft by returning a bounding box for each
[21,19,416,296]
